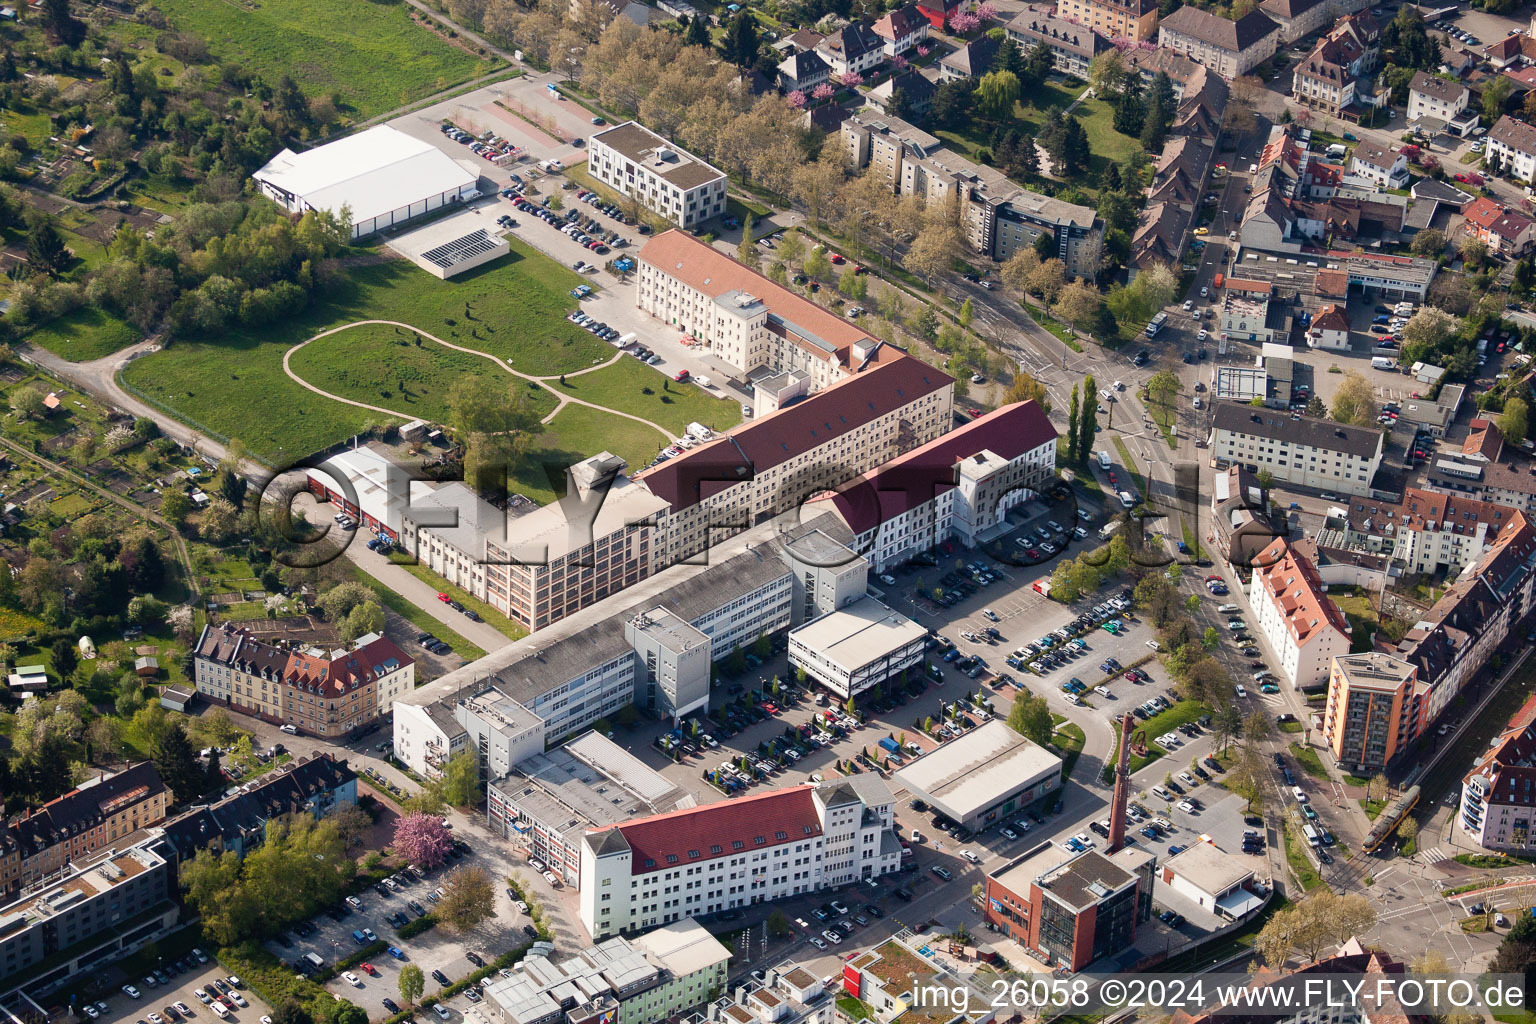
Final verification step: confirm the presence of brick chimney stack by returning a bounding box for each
[1108,712,1134,853]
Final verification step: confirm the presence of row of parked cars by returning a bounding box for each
[415,631,453,656]
[440,122,522,164]
[566,310,621,341]
[1014,593,1133,675]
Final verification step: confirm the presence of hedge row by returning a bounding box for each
[396,914,439,939]
[312,940,388,983]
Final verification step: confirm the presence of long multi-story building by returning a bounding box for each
[822,401,1057,572]
[0,841,179,996]
[1321,652,1421,774]
[635,230,892,391]
[587,122,726,230]
[0,764,169,901]
[192,626,415,738]
[1053,0,1158,42]
[635,355,953,567]
[839,113,1102,277]
[393,510,855,776]
[1209,402,1384,496]
[1327,488,1526,577]
[1249,537,1352,690]
[1003,7,1110,78]
[487,731,694,886]
[579,778,902,940]
[482,918,730,1024]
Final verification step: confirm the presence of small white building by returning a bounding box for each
[1159,838,1260,918]
[1305,303,1350,350]
[1486,115,1536,183]
[788,598,926,700]
[253,125,479,240]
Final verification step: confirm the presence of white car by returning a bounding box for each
[1235,684,1248,698]
[1179,772,1197,787]
[229,995,247,1009]
[1197,329,1208,341]
[961,849,980,864]
[1182,299,1194,311]
[226,978,242,990]
[879,574,896,585]
[809,937,828,950]
[174,1004,193,1017]
[124,987,143,1000]
[1146,640,1161,650]
[342,972,362,987]
[822,929,843,944]
[1095,686,1112,698]
[1177,800,1197,813]
[194,991,211,1005]
[1200,286,1209,298]
[210,1005,228,1020]
[83,1008,100,1021]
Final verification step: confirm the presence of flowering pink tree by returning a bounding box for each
[947,10,980,33]
[916,44,931,56]
[892,53,909,69]
[974,2,997,21]
[787,89,807,109]
[812,82,836,100]
[835,71,865,88]
[393,812,453,869]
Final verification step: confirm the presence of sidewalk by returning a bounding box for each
[343,542,514,653]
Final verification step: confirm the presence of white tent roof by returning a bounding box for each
[254,125,476,227]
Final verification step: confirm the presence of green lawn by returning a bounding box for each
[1329,590,1382,653]
[346,565,484,662]
[287,322,561,425]
[533,404,669,498]
[1112,437,1146,497]
[121,243,612,464]
[1288,742,1330,781]
[23,307,140,362]
[1132,699,1210,776]
[1283,822,1324,891]
[553,359,741,436]
[395,562,527,643]
[1075,97,1141,173]
[152,0,500,121]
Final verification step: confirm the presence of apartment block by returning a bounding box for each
[1053,0,1158,42]
[193,625,414,738]
[840,113,1102,277]
[1322,653,1421,774]
[1487,116,1536,183]
[0,763,169,901]
[1250,537,1352,690]
[588,122,726,230]
[1209,402,1384,496]
[1408,72,1470,128]
[1003,7,1110,78]
[1157,6,1279,79]
[0,841,178,996]
[1461,695,1536,852]
[482,918,730,1024]
[579,778,901,940]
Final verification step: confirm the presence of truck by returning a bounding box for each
[1371,356,1397,370]
[878,737,901,756]
[1099,521,1121,540]
[1146,311,1168,337]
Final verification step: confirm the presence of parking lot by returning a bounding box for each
[93,957,270,1024]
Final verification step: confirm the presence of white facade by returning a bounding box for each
[1210,405,1384,496]
[580,780,901,940]
[587,122,726,229]
[1487,116,1536,183]
[1249,539,1351,691]
[1407,74,1469,126]
[788,598,926,699]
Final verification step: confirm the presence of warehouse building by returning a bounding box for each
[253,125,479,240]
[893,719,1061,831]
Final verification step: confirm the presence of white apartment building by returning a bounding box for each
[1407,72,1469,127]
[1156,6,1279,79]
[1348,139,1409,190]
[825,401,1057,572]
[579,778,902,939]
[636,230,886,390]
[1250,537,1352,690]
[587,122,726,229]
[1209,402,1384,496]
[636,356,954,567]
[393,512,851,776]
[1487,116,1536,183]
[482,918,730,1024]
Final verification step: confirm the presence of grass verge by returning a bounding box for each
[1288,742,1330,781]
[346,564,484,661]
[1112,437,1146,497]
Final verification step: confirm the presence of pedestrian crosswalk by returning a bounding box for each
[1418,846,1449,864]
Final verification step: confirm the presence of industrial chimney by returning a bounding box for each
[1107,713,1134,853]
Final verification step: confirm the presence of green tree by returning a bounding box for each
[160,488,192,530]
[1147,369,1182,409]
[441,750,483,808]
[720,11,760,67]
[1006,694,1054,747]
[1330,371,1378,427]
[448,377,546,496]
[1203,626,1220,650]
[766,909,791,937]
[9,385,46,420]
[1500,397,1529,448]
[976,70,1021,120]
[398,965,425,1007]
[25,218,70,277]
[1078,374,1098,464]
[1066,385,1081,466]
[152,721,206,804]
[50,637,78,681]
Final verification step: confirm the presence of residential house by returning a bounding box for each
[872,5,929,58]
[1408,71,1471,131]
[938,33,1001,81]
[778,49,831,93]
[1209,402,1385,495]
[1487,116,1536,182]
[1004,7,1111,79]
[816,22,885,78]
[915,0,958,29]
[1125,47,1205,100]
[1054,0,1159,42]
[1306,303,1351,350]
[1157,6,1280,79]
[1462,195,1536,256]
[1291,40,1355,116]
[1250,537,1353,690]
[1257,0,1330,44]
[865,70,938,118]
[1348,138,1409,189]
[1481,32,1536,70]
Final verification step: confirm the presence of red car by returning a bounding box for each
[968,407,983,418]
[829,253,845,264]
[360,964,377,976]
[763,702,780,715]
[673,369,691,382]
[436,592,450,603]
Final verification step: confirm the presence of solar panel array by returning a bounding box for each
[421,228,501,270]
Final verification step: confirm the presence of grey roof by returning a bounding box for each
[1038,850,1137,910]
[1258,0,1326,20]
[1211,402,1384,459]
[779,48,831,82]
[1351,137,1398,172]
[1490,115,1536,156]
[1160,6,1279,52]
[939,33,1001,77]
[1006,9,1106,60]
[1410,71,1467,105]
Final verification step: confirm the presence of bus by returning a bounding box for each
[1146,311,1169,337]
